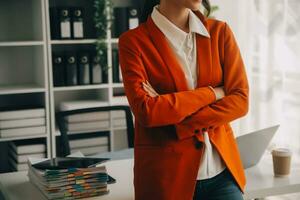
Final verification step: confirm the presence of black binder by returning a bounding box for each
[128,7,139,30]
[78,53,90,85]
[50,8,60,39]
[112,7,128,38]
[60,8,72,39]
[72,7,84,39]
[112,49,120,83]
[90,53,103,84]
[65,53,78,86]
[52,53,65,86]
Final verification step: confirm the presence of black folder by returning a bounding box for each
[78,53,90,85]
[52,53,65,86]
[65,53,78,86]
[50,7,72,39]
[128,7,139,30]
[112,7,129,38]
[90,53,103,84]
[112,49,120,83]
[71,7,84,39]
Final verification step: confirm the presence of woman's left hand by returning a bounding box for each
[142,80,159,97]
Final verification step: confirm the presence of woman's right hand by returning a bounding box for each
[213,86,225,101]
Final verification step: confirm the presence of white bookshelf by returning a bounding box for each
[45,0,133,157]
[0,0,51,172]
[110,38,119,43]
[50,39,99,45]
[0,41,45,47]
[0,0,134,171]
[0,85,46,95]
[53,84,110,92]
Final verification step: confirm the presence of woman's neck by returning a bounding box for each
[158,2,190,33]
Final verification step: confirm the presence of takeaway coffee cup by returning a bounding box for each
[271,148,292,177]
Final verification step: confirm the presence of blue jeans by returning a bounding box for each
[193,168,244,200]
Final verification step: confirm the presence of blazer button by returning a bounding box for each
[195,141,203,149]
[194,129,200,134]
[202,128,207,132]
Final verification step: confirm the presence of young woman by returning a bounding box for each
[118,0,249,199]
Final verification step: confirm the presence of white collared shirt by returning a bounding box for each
[151,5,226,180]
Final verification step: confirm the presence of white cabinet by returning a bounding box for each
[0,0,135,172]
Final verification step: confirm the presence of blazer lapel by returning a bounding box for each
[145,11,213,91]
[193,10,213,88]
[195,33,213,88]
[145,16,189,92]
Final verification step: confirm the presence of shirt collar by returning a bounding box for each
[151,5,210,49]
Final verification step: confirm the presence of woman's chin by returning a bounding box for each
[190,4,201,11]
[188,1,201,10]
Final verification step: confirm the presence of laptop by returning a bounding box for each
[236,125,280,169]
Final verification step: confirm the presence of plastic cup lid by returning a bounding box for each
[272,148,292,157]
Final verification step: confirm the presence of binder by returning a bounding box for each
[90,53,103,84]
[50,8,60,39]
[128,7,139,29]
[78,53,90,85]
[52,53,65,86]
[72,7,84,39]
[65,53,78,86]
[112,7,128,38]
[58,8,72,39]
[112,49,120,83]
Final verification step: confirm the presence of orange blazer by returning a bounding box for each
[118,10,249,200]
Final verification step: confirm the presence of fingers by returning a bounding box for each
[143,82,159,96]
[213,87,225,100]
[143,81,158,94]
[142,81,159,97]
[143,84,157,97]
[143,83,159,97]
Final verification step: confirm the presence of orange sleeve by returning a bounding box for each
[175,22,249,140]
[118,33,216,128]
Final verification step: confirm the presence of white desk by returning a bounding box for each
[1,154,300,200]
[244,154,300,199]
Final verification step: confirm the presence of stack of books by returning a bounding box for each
[9,141,46,171]
[58,100,128,155]
[27,158,110,199]
[0,107,46,139]
[59,101,111,134]
[111,110,127,128]
[70,136,109,156]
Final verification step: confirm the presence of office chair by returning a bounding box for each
[56,105,134,157]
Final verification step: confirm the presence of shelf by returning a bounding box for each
[110,38,119,43]
[112,83,124,88]
[53,84,110,92]
[0,41,44,47]
[50,39,106,45]
[0,85,45,95]
[0,134,47,143]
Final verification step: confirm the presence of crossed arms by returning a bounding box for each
[118,22,249,140]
